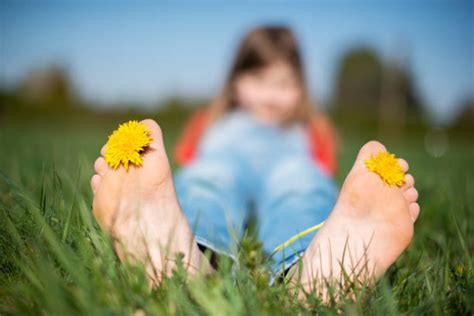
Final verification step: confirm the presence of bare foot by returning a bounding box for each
[293,141,420,299]
[91,119,210,284]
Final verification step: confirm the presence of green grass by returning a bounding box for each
[0,115,473,315]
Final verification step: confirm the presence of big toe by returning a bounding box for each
[354,140,387,168]
[134,119,172,182]
[138,118,171,170]
[140,119,164,150]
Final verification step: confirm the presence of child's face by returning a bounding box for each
[234,61,302,125]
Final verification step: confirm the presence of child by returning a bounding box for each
[172,26,338,278]
[91,26,420,299]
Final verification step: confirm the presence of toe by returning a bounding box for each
[101,145,107,156]
[404,187,418,203]
[94,157,109,175]
[90,174,101,193]
[398,158,409,173]
[361,140,387,154]
[402,174,415,191]
[356,140,387,166]
[140,119,164,150]
[409,202,420,222]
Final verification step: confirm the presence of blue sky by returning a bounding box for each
[1,1,472,124]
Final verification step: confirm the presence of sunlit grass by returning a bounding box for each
[0,116,473,314]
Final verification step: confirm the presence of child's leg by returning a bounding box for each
[174,152,253,261]
[256,155,338,283]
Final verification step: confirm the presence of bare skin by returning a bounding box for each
[91,119,419,299]
[290,141,420,300]
[91,119,212,285]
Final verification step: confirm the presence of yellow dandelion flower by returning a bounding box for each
[455,264,465,276]
[365,151,405,187]
[104,120,152,171]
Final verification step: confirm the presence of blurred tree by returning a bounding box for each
[379,56,424,134]
[332,47,383,115]
[452,96,474,130]
[0,89,12,117]
[332,46,424,133]
[17,64,75,110]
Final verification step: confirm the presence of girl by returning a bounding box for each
[172,25,339,279]
[175,26,337,175]
[91,25,419,296]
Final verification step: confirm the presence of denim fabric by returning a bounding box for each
[173,109,338,283]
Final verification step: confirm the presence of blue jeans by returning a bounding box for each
[173,110,338,283]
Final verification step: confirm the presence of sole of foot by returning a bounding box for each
[91,119,210,284]
[295,140,420,299]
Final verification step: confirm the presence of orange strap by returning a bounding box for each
[174,109,210,165]
[307,115,338,175]
[174,109,338,176]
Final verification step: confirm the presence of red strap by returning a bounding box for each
[175,109,338,176]
[174,109,210,165]
[306,117,338,176]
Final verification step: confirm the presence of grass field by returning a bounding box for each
[0,113,473,315]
